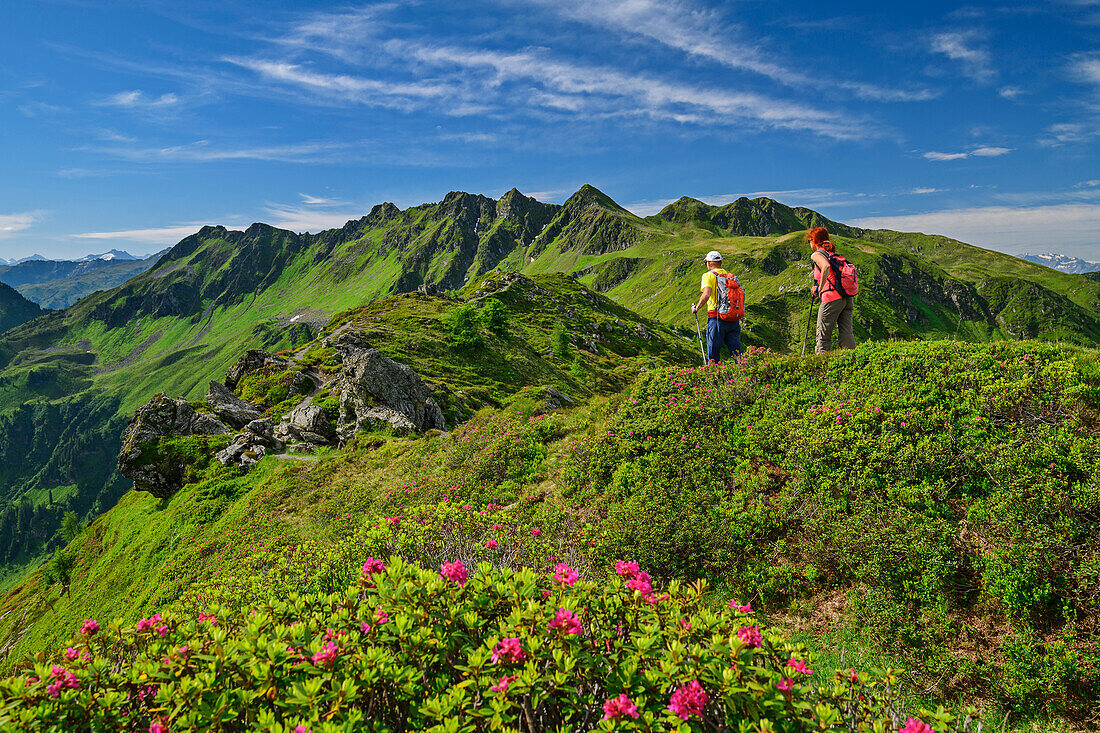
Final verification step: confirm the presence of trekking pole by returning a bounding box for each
[800,295,815,355]
[694,311,707,365]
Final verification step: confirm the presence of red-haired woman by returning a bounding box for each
[807,227,856,353]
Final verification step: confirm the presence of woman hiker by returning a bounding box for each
[807,227,857,354]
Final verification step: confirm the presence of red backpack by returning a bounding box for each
[823,253,858,297]
[714,271,745,322]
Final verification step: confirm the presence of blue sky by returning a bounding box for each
[2,0,1099,260]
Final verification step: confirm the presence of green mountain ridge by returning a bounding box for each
[0,282,45,335]
[0,184,1097,604]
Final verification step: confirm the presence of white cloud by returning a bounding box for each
[1076,179,1100,187]
[930,30,997,84]
[998,85,1024,99]
[850,203,1100,258]
[73,222,241,244]
[515,0,937,102]
[924,151,970,161]
[0,211,46,237]
[923,145,1012,161]
[299,193,343,205]
[910,187,942,194]
[86,139,350,163]
[1039,122,1099,146]
[261,203,363,233]
[1072,54,1100,85]
[98,90,180,109]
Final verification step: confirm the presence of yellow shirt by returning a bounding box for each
[701,269,728,315]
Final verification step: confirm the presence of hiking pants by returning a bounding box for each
[816,296,855,354]
[707,317,741,363]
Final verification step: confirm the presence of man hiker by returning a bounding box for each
[691,250,743,363]
[807,227,858,354]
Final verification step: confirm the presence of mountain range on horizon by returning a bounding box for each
[1019,251,1100,275]
[0,184,1098,607]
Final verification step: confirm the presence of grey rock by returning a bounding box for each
[545,386,576,410]
[274,404,336,445]
[337,347,445,438]
[224,349,292,390]
[205,381,262,428]
[117,393,231,498]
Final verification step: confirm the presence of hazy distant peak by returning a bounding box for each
[1019,252,1100,274]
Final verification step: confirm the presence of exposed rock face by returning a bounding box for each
[216,418,282,467]
[338,347,445,437]
[117,394,230,498]
[205,381,262,428]
[545,386,575,410]
[275,404,337,448]
[224,349,293,390]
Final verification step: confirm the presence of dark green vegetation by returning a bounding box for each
[0,339,1095,730]
[0,558,980,732]
[0,253,163,310]
[0,282,45,335]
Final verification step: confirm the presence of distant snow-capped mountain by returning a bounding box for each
[1019,252,1100,274]
[0,254,47,266]
[74,249,140,262]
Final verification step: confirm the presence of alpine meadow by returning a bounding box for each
[2,1,1100,732]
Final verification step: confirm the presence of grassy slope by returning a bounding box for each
[1,338,1096,729]
[9,258,160,310]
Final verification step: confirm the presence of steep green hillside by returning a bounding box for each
[0,185,1097,599]
[0,254,162,310]
[0,282,45,335]
[1,335,1095,728]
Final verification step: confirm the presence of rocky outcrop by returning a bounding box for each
[117,394,230,498]
[224,349,293,390]
[205,381,262,428]
[337,347,445,437]
[274,404,337,449]
[216,418,282,467]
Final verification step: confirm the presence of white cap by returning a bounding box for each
[704,250,723,262]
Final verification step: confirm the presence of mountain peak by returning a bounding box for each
[562,184,629,214]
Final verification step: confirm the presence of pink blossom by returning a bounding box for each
[360,621,372,634]
[531,528,541,536]
[490,674,517,693]
[786,658,813,675]
[873,405,881,413]
[374,609,390,625]
[155,625,169,637]
[361,557,385,575]
[293,726,311,733]
[776,677,794,693]
[311,642,339,668]
[667,680,708,720]
[485,539,498,549]
[492,524,503,530]
[64,647,79,661]
[900,719,934,733]
[615,560,640,578]
[553,563,579,586]
[728,599,752,613]
[602,693,640,720]
[136,614,164,633]
[626,570,652,595]
[441,560,468,586]
[679,618,691,631]
[197,612,218,626]
[149,720,169,733]
[847,668,859,683]
[491,637,527,664]
[737,625,762,648]
[80,619,99,637]
[548,608,582,635]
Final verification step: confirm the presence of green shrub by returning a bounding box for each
[478,297,507,335]
[0,558,980,732]
[445,304,483,349]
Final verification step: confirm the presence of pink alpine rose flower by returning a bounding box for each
[553,563,578,586]
[667,680,708,720]
[64,647,79,661]
[776,677,794,692]
[80,619,99,637]
[602,693,640,720]
[311,642,339,668]
[490,674,517,693]
[293,726,311,733]
[728,599,752,613]
[737,625,762,648]
[900,719,934,733]
[441,560,468,586]
[626,570,652,594]
[530,528,541,536]
[548,608,582,635]
[491,637,527,664]
[149,720,169,733]
[786,658,813,675]
[615,560,640,578]
[485,539,498,549]
[361,557,385,575]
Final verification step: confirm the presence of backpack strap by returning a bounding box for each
[825,252,849,298]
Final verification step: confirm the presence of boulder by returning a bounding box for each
[215,420,283,467]
[274,404,337,446]
[545,386,576,410]
[224,349,293,390]
[117,393,230,498]
[205,381,262,428]
[337,347,445,437]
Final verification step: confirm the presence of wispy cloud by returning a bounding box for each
[930,30,997,84]
[910,187,943,194]
[923,145,1012,161]
[98,90,180,109]
[73,222,242,244]
[299,193,344,205]
[0,211,47,237]
[514,0,937,102]
[850,203,1100,257]
[261,202,364,232]
[1039,122,1099,146]
[84,138,351,163]
[998,86,1025,99]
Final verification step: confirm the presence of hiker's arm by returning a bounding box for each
[692,286,711,313]
[809,251,829,297]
